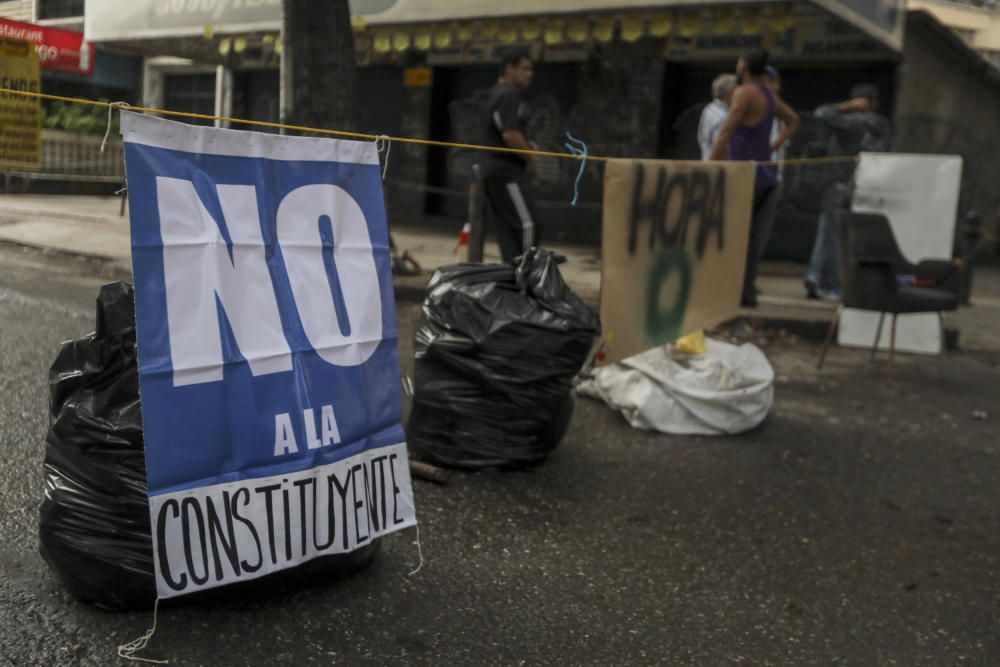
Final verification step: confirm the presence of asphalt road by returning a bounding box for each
[0,243,998,666]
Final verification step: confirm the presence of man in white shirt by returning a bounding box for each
[697,74,737,161]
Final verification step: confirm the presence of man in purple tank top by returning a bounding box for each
[710,49,799,307]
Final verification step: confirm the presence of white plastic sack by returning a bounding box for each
[577,338,774,435]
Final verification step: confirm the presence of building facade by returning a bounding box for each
[910,0,1000,68]
[895,10,1000,257]
[4,1,991,255]
[0,0,142,190]
[0,0,142,103]
[82,0,906,244]
[0,0,29,21]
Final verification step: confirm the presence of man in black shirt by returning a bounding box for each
[482,50,540,263]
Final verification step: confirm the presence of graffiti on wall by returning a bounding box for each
[444,49,662,208]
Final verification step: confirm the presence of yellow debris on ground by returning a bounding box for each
[676,330,706,355]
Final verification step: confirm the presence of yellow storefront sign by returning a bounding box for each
[0,38,41,171]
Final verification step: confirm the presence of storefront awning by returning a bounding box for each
[84,0,904,62]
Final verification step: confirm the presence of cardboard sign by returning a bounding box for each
[600,159,755,364]
[122,112,416,598]
[0,38,40,171]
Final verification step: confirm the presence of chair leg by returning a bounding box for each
[936,311,947,378]
[889,313,898,372]
[870,312,886,363]
[817,305,844,370]
[937,311,946,354]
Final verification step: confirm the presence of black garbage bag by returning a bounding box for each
[38,282,155,610]
[407,248,601,469]
[39,282,379,611]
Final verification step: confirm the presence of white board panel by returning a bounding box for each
[838,153,962,355]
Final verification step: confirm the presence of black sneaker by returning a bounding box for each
[804,278,819,299]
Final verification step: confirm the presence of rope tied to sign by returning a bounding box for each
[375,134,391,180]
[117,597,168,664]
[100,101,132,153]
[564,132,588,206]
[407,522,424,576]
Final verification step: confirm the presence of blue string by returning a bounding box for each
[564,131,588,206]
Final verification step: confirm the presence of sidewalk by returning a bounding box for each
[2,193,998,352]
[0,195,132,266]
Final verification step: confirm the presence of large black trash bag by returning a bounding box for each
[408,248,601,469]
[38,282,156,610]
[39,282,379,611]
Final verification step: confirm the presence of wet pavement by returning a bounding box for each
[0,243,998,666]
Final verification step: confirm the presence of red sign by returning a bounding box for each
[0,19,93,76]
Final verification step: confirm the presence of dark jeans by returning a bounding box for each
[742,185,779,305]
[805,182,849,293]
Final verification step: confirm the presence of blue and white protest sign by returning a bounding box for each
[122,112,416,598]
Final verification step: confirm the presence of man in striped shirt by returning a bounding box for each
[481,49,541,263]
[698,74,737,161]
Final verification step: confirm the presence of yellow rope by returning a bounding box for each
[3,87,859,168]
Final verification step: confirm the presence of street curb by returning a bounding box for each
[735,314,832,341]
[392,277,879,347]
[0,206,126,226]
[394,281,430,306]
[0,237,964,351]
[0,236,126,264]
[734,313,961,350]
[391,272,601,311]
[0,239,132,282]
